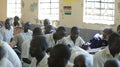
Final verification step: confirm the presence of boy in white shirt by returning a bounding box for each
[29,35,49,67]
[0,46,13,67]
[93,32,120,67]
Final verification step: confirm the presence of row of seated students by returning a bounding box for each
[0,17,120,67]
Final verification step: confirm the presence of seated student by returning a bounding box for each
[117,25,120,33]
[104,59,120,67]
[48,44,73,67]
[0,40,22,67]
[22,27,43,67]
[89,28,113,48]
[13,16,20,27]
[45,25,55,34]
[45,26,67,52]
[41,19,51,33]
[73,54,93,67]
[0,18,14,44]
[0,46,13,67]
[10,21,33,52]
[64,26,88,50]
[93,32,120,67]
[29,35,49,67]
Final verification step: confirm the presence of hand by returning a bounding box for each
[81,45,89,50]
[22,58,31,64]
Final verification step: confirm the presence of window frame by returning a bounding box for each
[38,0,59,20]
[83,0,115,25]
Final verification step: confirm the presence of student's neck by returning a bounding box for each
[71,36,76,44]
[36,52,45,65]
[53,33,59,43]
[109,49,117,57]
[24,29,28,33]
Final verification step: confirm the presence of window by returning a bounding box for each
[7,0,21,18]
[83,0,115,25]
[39,0,59,20]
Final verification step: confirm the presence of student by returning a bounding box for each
[45,25,55,34]
[22,27,43,67]
[0,46,13,67]
[48,44,73,67]
[13,16,20,27]
[41,19,51,33]
[0,18,14,44]
[89,28,113,48]
[0,40,22,67]
[93,32,120,67]
[45,26,67,52]
[73,54,93,67]
[64,26,87,50]
[44,19,50,27]
[29,35,49,67]
[11,21,33,51]
[104,59,120,67]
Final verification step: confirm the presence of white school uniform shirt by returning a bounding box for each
[13,29,32,51]
[93,46,120,67]
[30,54,49,67]
[0,58,13,67]
[0,40,22,67]
[45,61,73,67]
[21,37,32,67]
[45,34,65,48]
[21,37,32,59]
[64,35,85,47]
[70,46,90,63]
[0,26,13,44]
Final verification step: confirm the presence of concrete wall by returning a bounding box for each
[0,0,7,21]
[0,0,120,31]
[60,0,120,31]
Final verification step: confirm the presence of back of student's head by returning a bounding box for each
[73,54,93,67]
[31,35,48,50]
[104,59,120,67]
[48,44,71,67]
[108,32,120,46]
[108,32,120,54]
[33,27,43,36]
[0,46,6,60]
[30,35,49,57]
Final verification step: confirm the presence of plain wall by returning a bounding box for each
[0,0,120,31]
[0,0,7,21]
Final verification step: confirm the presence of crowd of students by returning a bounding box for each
[0,16,120,67]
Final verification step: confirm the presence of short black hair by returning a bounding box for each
[48,44,71,67]
[50,44,71,60]
[104,59,120,67]
[33,27,43,36]
[71,26,80,33]
[14,16,19,20]
[56,26,66,32]
[108,32,120,46]
[31,35,48,51]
